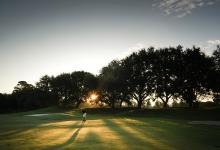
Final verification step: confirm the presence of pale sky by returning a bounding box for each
[1,0,220,93]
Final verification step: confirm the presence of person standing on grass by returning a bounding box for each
[82,109,87,124]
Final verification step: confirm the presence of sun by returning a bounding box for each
[86,91,99,105]
[90,93,98,100]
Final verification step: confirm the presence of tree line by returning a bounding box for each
[0,71,97,112]
[1,45,220,112]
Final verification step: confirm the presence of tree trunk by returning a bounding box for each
[187,89,197,108]
[163,94,169,108]
[163,102,168,108]
[111,99,115,109]
[138,100,142,109]
[119,100,123,108]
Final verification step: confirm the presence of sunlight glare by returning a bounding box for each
[90,94,98,100]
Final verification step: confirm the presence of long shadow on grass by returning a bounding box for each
[0,128,29,138]
[42,123,83,150]
[0,114,82,139]
[41,121,108,150]
[120,119,178,149]
[126,118,220,149]
[103,119,163,150]
[74,131,107,149]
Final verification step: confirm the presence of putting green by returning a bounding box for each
[0,109,220,150]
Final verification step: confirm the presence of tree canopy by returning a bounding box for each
[1,45,220,112]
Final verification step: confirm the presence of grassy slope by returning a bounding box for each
[0,107,220,150]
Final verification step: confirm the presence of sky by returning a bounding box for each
[1,0,220,93]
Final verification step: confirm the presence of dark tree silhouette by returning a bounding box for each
[123,48,155,108]
[36,75,52,92]
[212,45,220,71]
[10,81,54,110]
[152,46,183,108]
[51,73,73,106]
[99,60,123,108]
[178,47,213,107]
[71,71,98,107]
[50,71,97,107]
[209,45,220,102]
[13,81,34,93]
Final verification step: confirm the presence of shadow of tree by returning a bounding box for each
[73,131,107,149]
[0,128,29,137]
[42,123,83,150]
[103,119,177,150]
[41,121,109,150]
[103,119,157,150]
[0,113,82,140]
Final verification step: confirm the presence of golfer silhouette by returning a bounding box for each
[81,109,87,125]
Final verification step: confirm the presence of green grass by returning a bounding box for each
[0,107,220,150]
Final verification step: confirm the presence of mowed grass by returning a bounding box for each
[0,107,220,150]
